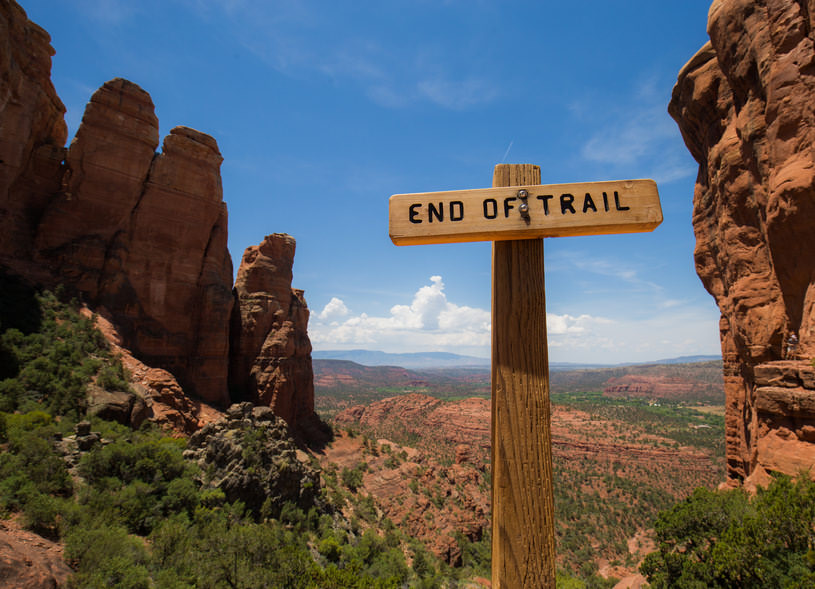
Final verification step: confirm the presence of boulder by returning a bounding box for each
[183,402,320,516]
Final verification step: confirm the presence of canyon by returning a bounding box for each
[328,390,723,579]
[6,0,815,584]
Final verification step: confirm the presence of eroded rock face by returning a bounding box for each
[670,0,815,483]
[229,234,315,432]
[0,0,67,271]
[33,81,234,405]
[85,308,225,434]
[1,2,318,434]
[0,518,72,589]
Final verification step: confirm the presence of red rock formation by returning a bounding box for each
[319,431,489,565]
[230,234,315,432]
[0,0,67,271]
[32,80,234,406]
[0,1,318,431]
[670,0,815,484]
[86,309,225,434]
[0,16,235,408]
[1,5,235,408]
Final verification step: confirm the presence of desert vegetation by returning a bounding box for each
[641,474,815,587]
[0,282,431,587]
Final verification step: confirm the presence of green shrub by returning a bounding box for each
[96,361,130,392]
[65,524,151,589]
[77,436,195,535]
[641,474,815,588]
[0,283,122,418]
[22,492,60,539]
[341,465,365,491]
[319,534,343,562]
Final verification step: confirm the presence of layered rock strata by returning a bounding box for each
[670,0,815,484]
[33,79,234,406]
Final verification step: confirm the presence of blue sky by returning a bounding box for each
[22,0,720,363]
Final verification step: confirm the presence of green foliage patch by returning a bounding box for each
[0,276,128,418]
[641,474,815,588]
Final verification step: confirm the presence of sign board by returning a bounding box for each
[389,178,662,245]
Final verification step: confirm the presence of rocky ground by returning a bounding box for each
[0,516,72,589]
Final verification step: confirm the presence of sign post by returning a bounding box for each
[389,164,662,588]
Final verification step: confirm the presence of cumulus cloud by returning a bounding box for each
[309,276,491,355]
[309,277,721,364]
[317,297,350,322]
[546,313,611,336]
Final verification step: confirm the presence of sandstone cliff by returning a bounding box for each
[34,79,234,407]
[670,0,815,486]
[0,0,67,271]
[0,1,316,434]
[229,234,316,434]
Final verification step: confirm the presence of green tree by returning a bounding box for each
[641,474,815,588]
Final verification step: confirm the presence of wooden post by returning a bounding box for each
[388,163,661,587]
[491,164,556,588]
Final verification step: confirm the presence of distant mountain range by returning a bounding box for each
[312,350,490,369]
[312,349,720,370]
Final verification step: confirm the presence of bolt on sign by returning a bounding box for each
[389,165,662,589]
[389,178,661,245]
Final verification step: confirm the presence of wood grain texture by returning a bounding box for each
[389,178,662,245]
[491,164,557,588]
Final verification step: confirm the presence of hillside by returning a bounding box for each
[330,391,725,582]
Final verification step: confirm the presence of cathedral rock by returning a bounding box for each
[670,0,815,488]
[0,0,316,435]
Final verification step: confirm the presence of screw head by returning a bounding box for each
[517,189,529,199]
[519,202,529,214]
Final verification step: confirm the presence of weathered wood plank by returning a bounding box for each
[390,178,661,245]
[491,164,556,588]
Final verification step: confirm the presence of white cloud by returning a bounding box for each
[309,278,721,364]
[547,313,612,336]
[545,305,721,364]
[317,297,349,322]
[309,276,491,355]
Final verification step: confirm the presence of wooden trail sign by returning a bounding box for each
[389,164,662,588]
[389,178,661,245]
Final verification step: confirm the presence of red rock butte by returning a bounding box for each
[0,1,316,435]
[670,0,815,488]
